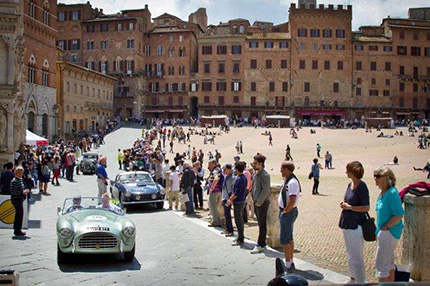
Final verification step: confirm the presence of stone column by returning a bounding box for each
[267,184,282,248]
[402,194,430,281]
[6,110,14,152]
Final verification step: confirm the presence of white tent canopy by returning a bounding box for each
[26,130,48,146]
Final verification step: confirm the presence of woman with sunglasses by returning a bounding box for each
[373,167,404,282]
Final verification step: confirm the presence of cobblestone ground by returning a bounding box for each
[153,125,424,282]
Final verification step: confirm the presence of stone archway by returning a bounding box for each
[28,111,35,132]
[42,113,48,136]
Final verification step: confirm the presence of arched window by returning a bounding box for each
[232,25,238,34]
[74,106,77,113]
[239,25,245,34]
[66,105,70,112]
[42,113,48,136]
[42,60,49,86]
[28,112,35,132]
[28,55,36,83]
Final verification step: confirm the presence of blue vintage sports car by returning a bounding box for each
[110,171,166,209]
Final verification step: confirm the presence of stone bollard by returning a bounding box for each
[267,184,282,248]
[218,199,225,226]
[402,194,430,281]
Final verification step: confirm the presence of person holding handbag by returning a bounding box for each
[339,161,370,284]
[373,167,404,282]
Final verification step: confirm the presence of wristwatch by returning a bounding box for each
[348,206,352,211]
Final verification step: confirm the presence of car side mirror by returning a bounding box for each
[57,206,61,216]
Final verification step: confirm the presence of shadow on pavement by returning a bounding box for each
[59,254,141,272]
[125,204,169,214]
[27,220,41,229]
[263,248,325,281]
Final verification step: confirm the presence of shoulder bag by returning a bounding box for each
[361,212,377,242]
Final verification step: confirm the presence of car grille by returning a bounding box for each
[78,233,118,249]
[133,193,160,200]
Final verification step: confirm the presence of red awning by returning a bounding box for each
[296,109,348,116]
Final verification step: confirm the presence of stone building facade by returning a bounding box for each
[56,61,115,136]
[56,3,151,117]
[23,0,57,139]
[138,11,205,119]
[0,0,27,165]
[55,1,430,120]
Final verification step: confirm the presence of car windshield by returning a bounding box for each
[83,154,98,160]
[119,173,153,184]
[62,197,123,215]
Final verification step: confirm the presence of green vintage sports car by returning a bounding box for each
[56,197,136,264]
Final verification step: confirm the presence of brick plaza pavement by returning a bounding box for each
[154,125,422,282]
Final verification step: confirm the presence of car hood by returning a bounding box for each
[67,209,119,223]
[123,183,159,194]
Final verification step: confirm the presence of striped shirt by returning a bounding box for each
[10,177,25,199]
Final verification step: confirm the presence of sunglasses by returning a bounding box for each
[374,174,383,179]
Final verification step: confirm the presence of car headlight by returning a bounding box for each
[125,190,132,198]
[123,226,135,237]
[59,227,73,239]
[158,188,165,195]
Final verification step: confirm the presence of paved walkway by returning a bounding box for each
[0,127,348,285]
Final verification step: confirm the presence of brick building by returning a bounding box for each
[56,0,430,120]
[56,61,116,136]
[57,3,152,117]
[23,0,57,139]
[192,3,430,120]
[138,11,206,119]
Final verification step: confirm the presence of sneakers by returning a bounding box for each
[231,239,243,246]
[344,278,356,284]
[286,263,296,273]
[224,232,234,237]
[250,244,265,254]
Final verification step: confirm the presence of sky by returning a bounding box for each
[60,0,430,30]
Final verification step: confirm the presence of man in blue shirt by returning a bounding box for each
[227,161,247,246]
[96,156,109,203]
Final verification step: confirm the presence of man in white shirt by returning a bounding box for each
[168,165,180,210]
[162,159,171,187]
[97,193,124,215]
[278,161,300,272]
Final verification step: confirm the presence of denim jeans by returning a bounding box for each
[255,200,270,247]
[234,202,246,242]
[185,186,194,214]
[222,200,233,233]
[194,185,203,209]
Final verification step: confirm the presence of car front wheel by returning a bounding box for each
[57,244,67,264]
[124,244,135,262]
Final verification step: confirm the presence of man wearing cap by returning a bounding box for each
[180,161,196,215]
[221,164,236,236]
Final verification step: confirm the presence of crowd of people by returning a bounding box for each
[1,115,422,283]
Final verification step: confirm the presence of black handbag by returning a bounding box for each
[362,212,377,242]
[308,172,313,180]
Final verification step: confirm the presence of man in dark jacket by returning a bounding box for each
[0,162,14,195]
[180,161,196,215]
[10,166,30,236]
[251,154,271,254]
